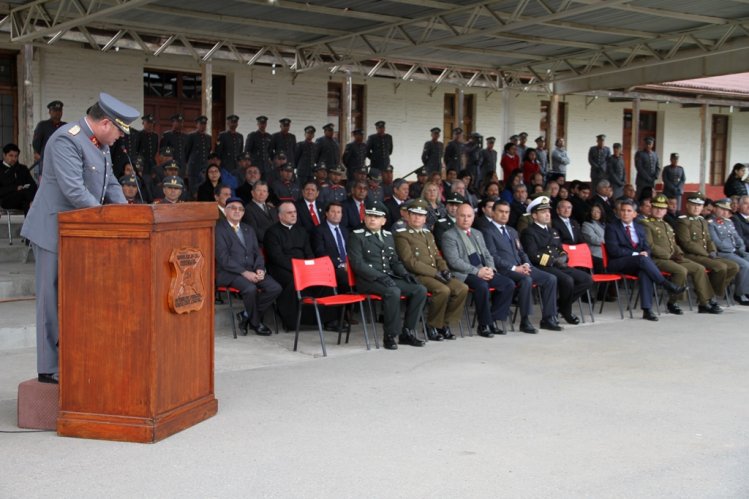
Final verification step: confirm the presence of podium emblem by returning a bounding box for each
[168,247,206,314]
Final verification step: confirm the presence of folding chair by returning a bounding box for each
[292,257,371,356]
[601,243,659,318]
[216,285,279,339]
[564,243,624,321]
[3,208,24,245]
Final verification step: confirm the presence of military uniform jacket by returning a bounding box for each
[316,137,341,172]
[348,227,408,283]
[394,226,448,277]
[319,184,347,207]
[707,216,745,255]
[295,140,319,180]
[662,165,686,197]
[519,222,566,268]
[432,216,454,245]
[481,148,498,174]
[160,130,188,170]
[245,131,273,172]
[366,134,393,171]
[607,155,625,191]
[21,118,126,252]
[33,119,67,175]
[270,179,301,203]
[342,141,367,175]
[186,131,212,174]
[641,217,683,260]
[271,131,297,163]
[216,130,244,172]
[635,150,660,189]
[137,130,159,172]
[444,140,463,172]
[588,146,611,181]
[463,143,483,171]
[676,215,715,257]
[111,130,140,173]
[421,140,444,173]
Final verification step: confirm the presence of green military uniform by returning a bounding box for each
[675,194,739,299]
[394,199,468,338]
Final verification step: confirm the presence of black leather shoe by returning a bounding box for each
[399,329,426,347]
[426,327,444,341]
[324,320,350,332]
[539,318,563,331]
[562,313,580,325]
[477,325,494,338]
[734,295,749,306]
[642,309,658,321]
[666,302,683,315]
[38,373,59,384]
[440,327,456,340]
[490,323,507,335]
[236,312,249,335]
[252,323,272,336]
[699,303,723,314]
[519,318,537,334]
[663,280,686,295]
[383,336,398,350]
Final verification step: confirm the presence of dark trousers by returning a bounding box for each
[220,273,282,327]
[501,267,559,321]
[542,266,593,316]
[1,189,35,214]
[607,255,665,310]
[357,277,427,338]
[464,273,514,326]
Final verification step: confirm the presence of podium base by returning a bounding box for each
[57,395,218,443]
[18,379,59,430]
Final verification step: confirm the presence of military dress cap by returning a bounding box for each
[164,160,180,171]
[470,132,482,139]
[644,136,655,144]
[364,199,388,217]
[453,127,463,134]
[133,155,145,170]
[408,199,429,215]
[160,146,174,156]
[352,128,363,135]
[715,198,733,211]
[237,151,251,162]
[170,113,184,121]
[256,115,268,123]
[416,167,428,176]
[368,171,382,182]
[430,127,441,133]
[304,125,316,133]
[47,100,63,110]
[196,115,208,123]
[446,192,466,204]
[98,92,140,135]
[322,123,335,131]
[279,118,291,125]
[119,175,138,186]
[686,192,705,205]
[163,175,184,189]
[226,114,239,122]
[527,195,552,213]
[535,136,545,143]
[374,120,386,128]
[314,162,326,171]
[613,142,622,149]
[280,163,294,171]
[355,165,368,174]
[383,164,394,172]
[225,196,244,206]
[596,134,606,140]
[142,113,155,123]
[276,152,288,161]
[486,136,496,143]
[670,152,679,159]
[651,194,669,209]
[328,164,347,178]
[509,134,519,141]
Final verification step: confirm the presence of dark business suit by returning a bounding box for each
[384,196,406,231]
[242,201,277,245]
[552,216,584,245]
[472,214,493,234]
[521,223,593,317]
[483,221,558,321]
[732,214,749,249]
[312,222,351,290]
[341,197,366,233]
[295,198,325,234]
[215,219,282,328]
[604,220,666,311]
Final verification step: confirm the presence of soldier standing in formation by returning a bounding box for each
[295,125,318,183]
[271,118,296,165]
[662,153,686,211]
[160,113,187,174]
[342,128,367,179]
[444,127,464,173]
[534,136,548,180]
[481,137,498,178]
[316,123,340,177]
[32,100,67,176]
[216,115,244,174]
[137,114,159,175]
[185,115,212,198]
[347,199,427,350]
[635,136,660,198]
[421,127,444,175]
[588,134,611,191]
[366,121,392,176]
[607,143,626,200]
[245,115,273,179]
[463,132,484,189]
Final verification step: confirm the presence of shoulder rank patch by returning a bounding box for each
[395,228,406,232]
[68,125,80,136]
[437,218,447,222]
[353,229,365,234]
[423,228,431,233]
[678,215,687,219]
[383,230,392,236]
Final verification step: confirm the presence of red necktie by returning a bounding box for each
[359,202,365,222]
[625,225,636,249]
[466,230,471,238]
[309,203,320,226]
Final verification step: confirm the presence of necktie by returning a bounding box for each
[359,202,365,222]
[233,224,246,246]
[335,226,346,261]
[309,203,320,226]
[466,229,471,238]
[501,225,511,241]
[564,219,574,238]
[625,225,636,249]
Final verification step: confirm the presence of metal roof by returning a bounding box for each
[1,0,749,93]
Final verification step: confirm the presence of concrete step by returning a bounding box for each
[0,241,33,264]
[0,213,25,241]
[0,262,35,300]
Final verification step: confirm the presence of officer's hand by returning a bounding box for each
[441,270,454,281]
[377,275,397,287]
[404,274,418,285]
[434,272,449,284]
[709,251,718,259]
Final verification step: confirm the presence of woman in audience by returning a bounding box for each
[522,148,541,185]
[457,170,479,208]
[724,163,748,197]
[582,204,606,273]
[500,142,520,181]
[197,164,222,202]
[421,181,447,230]
[500,169,523,203]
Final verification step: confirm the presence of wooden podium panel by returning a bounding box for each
[57,203,218,443]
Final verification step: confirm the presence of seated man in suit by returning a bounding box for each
[605,199,685,321]
[341,180,369,232]
[552,199,584,244]
[242,180,277,245]
[441,203,515,337]
[732,195,749,249]
[520,196,594,325]
[484,200,562,333]
[384,178,409,231]
[394,199,469,341]
[312,201,350,291]
[214,184,232,220]
[216,197,281,335]
[295,180,325,234]
[588,179,617,223]
[473,197,497,233]
[1,143,37,214]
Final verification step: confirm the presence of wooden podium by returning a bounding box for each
[56,203,219,443]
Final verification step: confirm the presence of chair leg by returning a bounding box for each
[337,306,345,345]
[227,290,238,339]
[586,290,595,323]
[272,304,280,334]
[366,298,380,349]
[577,297,586,323]
[358,301,371,350]
[7,211,13,246]
[463,299,472,337]
[614,282,624,319]
[598,283,607,314]
[313,303,327,357]
[293,304,304,351]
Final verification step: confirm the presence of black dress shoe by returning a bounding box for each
[539,318,563,331]
[477,325,494,338]
[251,323,272,336]
[562,313,580,325]
[519,318,537,334]
[734,295,749,306]
[490,323,507,335]
[38,373,59,384]
[383,336,398,350]
[663,280,686,295]
[699,303,723,314]
[324,320,350,332]
[399,330,426,347]
[440,327,456,340]
[666,302,683,315]
[642,309,659,321]
[426,327,444,341]
[236,312,249,335]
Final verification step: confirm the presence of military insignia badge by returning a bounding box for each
[168,247,207,314]
[69,125,81,136]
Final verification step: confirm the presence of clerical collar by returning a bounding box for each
[281,223,294,230]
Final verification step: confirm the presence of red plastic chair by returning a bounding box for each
[216,285,280,339]
[291,257,370,356]
[600,243,660,318]
[564,243,624,320]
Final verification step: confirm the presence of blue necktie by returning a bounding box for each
[335,226,347,261]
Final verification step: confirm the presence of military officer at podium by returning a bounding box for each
[21,93,139,384]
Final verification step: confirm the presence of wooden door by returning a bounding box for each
[443,93,475,141]
[622,110,657,182]
[710,115,728,185]
[540,100,567,142]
